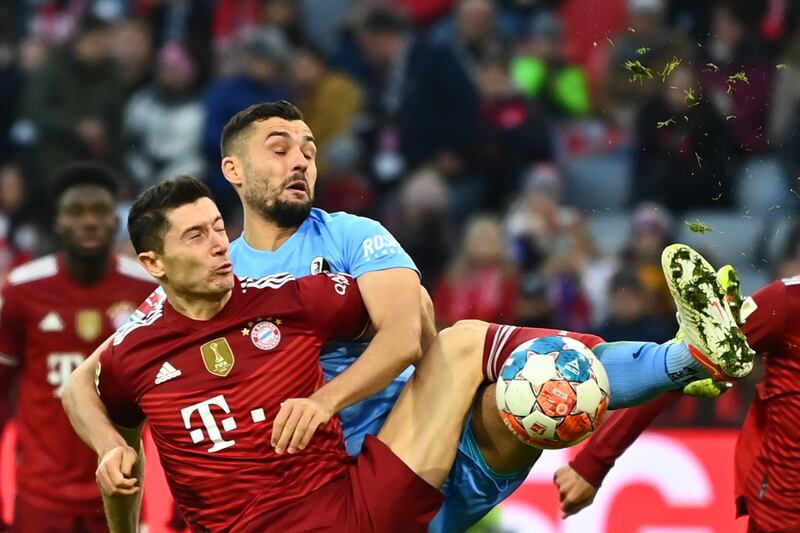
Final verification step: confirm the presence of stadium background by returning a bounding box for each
[0,0,794,531]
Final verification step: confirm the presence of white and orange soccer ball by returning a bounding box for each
[496,335,610,449]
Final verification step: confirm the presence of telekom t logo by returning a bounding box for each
[47,353,86,397]
[181,395,238,453]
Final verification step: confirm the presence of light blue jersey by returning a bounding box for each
[128,208,524,531]
[229,208,417,454]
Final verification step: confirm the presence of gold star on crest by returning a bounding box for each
[275,318,282,325]
[241,328,250,336]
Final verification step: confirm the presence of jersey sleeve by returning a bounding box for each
[570,392,679,487]
[96,345,145,428]
[741,280,787,353]
[297,273,370,343]
[336,215,419,278]
[0,283,25,366]
[116,286,167,333]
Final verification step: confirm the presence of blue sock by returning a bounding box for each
[592,341,711,409]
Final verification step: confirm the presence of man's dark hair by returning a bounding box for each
[220,100,304,158]
[360,4,410,34]
[51,161,120,202]
[128,175,214,254]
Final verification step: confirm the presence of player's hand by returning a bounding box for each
[553,465,599,518]
[271,397,333,455]
[96,445,140,496]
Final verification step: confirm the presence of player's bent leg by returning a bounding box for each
[471,383,543,474]
[378,319,489,489]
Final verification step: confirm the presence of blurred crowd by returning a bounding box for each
[1,0,800,427]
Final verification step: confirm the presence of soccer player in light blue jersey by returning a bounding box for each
[63,102,754,533]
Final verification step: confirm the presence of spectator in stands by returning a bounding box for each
[22,14,125,186]
[511,11,591,117]
[201,29,291,211]
[599,0,693,125]
[478,51,554,209]
[516,271,556,329]
[383,166,454,287]
[633,64,733,211]
[597,269,674,343]
[435,213,519,326]
[111,17,154,95]
[434,0,509,74]
[122,42,204,189]
[0,163,42,281]
[699,0,775,154]
[263,0,305,46]
[290,42,363,175]
[619,202,675,320]
[146,0,213,80]
[505,163,593,330]
[355,3,481,184]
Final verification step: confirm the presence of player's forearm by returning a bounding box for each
[62,356,128,456]
[313,324,421,414]
[103,431,145,533]
[570,392,677,486]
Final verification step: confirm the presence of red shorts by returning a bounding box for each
[248,436,444,532]
[14,496,107,533]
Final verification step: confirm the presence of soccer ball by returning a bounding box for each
[496,335,610,449]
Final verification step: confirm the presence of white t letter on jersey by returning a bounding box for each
[181,395,237,453]
[47,353,86,397]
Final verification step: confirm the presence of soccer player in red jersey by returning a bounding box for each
[0,162,156,533]
[554,262,800,533]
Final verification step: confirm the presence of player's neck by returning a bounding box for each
[63,253,111,286]
[242,214,299,252]
[164,287,233,321]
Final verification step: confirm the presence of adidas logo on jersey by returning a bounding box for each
[39,311,64,332]
[155,362,182,384]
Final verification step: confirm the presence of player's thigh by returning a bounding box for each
[472,383,543,474]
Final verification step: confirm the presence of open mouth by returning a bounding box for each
[285,180,308,193]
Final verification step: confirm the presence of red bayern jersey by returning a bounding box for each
[0,253,155,514]
[734,278,800,531]
[98,272,370,533]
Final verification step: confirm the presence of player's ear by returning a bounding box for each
[137,251,165,279]
[221,155,243,190]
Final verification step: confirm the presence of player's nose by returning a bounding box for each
[289,146,308,172]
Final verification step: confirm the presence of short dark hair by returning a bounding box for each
[127,175,214,254]
[51,161,120,202]
[219,100,304,158]
[360,4,410,34]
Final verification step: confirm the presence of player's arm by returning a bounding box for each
[311,268,422,408]
[272,271,419,454]
[61,335,127,454]
[554,392,678,517]
[99,423,145,533]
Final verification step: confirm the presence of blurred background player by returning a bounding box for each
[0,162,155,532]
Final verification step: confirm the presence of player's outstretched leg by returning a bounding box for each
[662,243,755,380]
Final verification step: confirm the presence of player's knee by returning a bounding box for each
[437,320,489,365]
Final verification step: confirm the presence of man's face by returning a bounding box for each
[55,185,118,260]
[157,198,234,297]
[235,117,318,228]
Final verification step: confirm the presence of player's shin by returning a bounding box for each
[592,341,712,409]
[378,320,489,488]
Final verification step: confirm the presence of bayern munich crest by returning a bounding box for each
[250,320,281,350]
